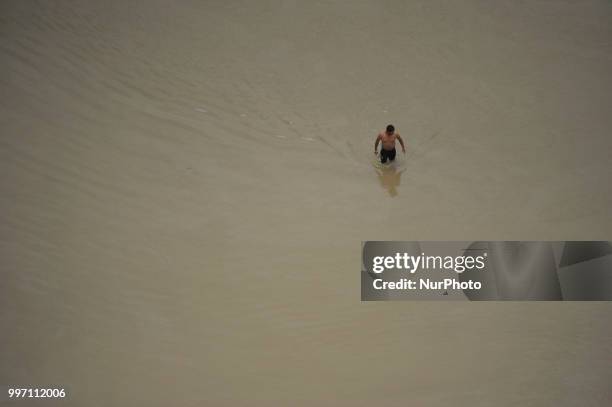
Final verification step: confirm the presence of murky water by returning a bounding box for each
[1,1,611,405]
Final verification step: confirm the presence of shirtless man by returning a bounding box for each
[374,124,405,163]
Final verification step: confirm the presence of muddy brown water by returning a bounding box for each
[1,1,611,406]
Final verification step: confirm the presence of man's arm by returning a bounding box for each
[374,134,381,154]
[396,133,406,153]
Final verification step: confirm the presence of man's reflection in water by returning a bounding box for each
[375,166,405,197]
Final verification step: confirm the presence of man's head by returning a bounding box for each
[386,124,395,134]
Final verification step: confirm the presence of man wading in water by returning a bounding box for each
[374,124,406,163]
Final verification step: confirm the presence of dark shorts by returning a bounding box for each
[380,148,396,163]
